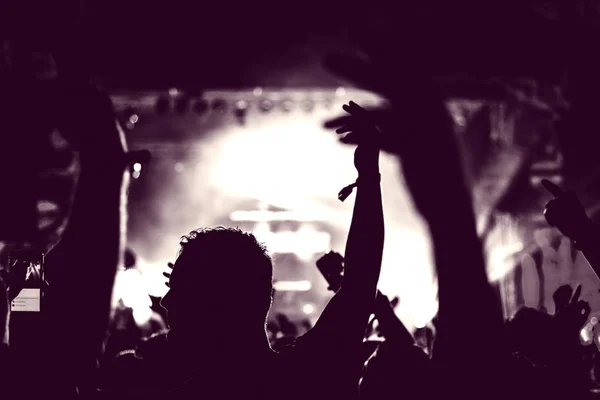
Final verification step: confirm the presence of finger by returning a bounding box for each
[167,262,174,269]
[541,179,564,198]
[336,124,353,134]
[340,133,359,145]
[162,271,171,279]
[165,282,170,288]
[348,101,368,114]
[324,115,353,129]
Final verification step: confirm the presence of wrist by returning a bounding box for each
[357,173,381,183]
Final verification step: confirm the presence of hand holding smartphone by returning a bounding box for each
[6,249,44,312]
[316,251,345,292]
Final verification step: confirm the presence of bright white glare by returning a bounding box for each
[133,306,153,326]
[302,303,315,314]
[487,241,524,282]
[133,163,142,172]
[209,115,355,203]
[274,281,312,291]
[129,114,139,124]
[251,222,330,259]
[142,267,170,298]
[253,87,263,96]
[581,324,593,345]
[378,229,437,331]
[174,162,184,173]
[168,88,179,96]
[335,87,346,97]
[117,269,152,308]
[136,93,436,331]
[230,210,327,222]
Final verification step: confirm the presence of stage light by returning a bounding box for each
[155,96,170,114]
[234,100,248,123]
[259,99,272,112]
[175,96,190,114]
[281,99,294,112]
[253,87,263,96]
[335,87,346,97]
[133,163,142,172]
[302,303,315,314]
[235,100,248,110]
[300,100,314,112]
[132,171,140,179]
[168,88,179,97]
[212,99,227,114]
[174,162,184,173]
[129,114,139,125]
[194,99,209,114]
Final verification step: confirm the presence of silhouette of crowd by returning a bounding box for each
[3,20,600,400]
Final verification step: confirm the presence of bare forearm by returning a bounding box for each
[342,179,385,295]
[48,159,129,386]
[428,207,503,361]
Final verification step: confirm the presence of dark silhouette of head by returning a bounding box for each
[161,227,273,350]
[553,285,573,314]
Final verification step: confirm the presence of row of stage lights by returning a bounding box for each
[122,87,349,128]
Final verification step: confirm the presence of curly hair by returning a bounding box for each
[175,226,273,294]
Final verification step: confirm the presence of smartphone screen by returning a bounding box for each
[8,250,44,312]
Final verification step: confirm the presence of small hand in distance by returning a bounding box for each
[541,179,593,244]
[555,284,591,339]
[163,262,174,288]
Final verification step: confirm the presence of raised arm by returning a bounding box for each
[43,86,146,395]
[542,178,600,277]
[308,102,384,348]
[323,51,504,367]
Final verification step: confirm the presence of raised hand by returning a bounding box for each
[555,284,591,342]
[324,51,463,220]
[541,179,593,244]
[335,101,381,177]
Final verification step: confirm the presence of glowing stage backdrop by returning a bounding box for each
[111,89,437,331]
